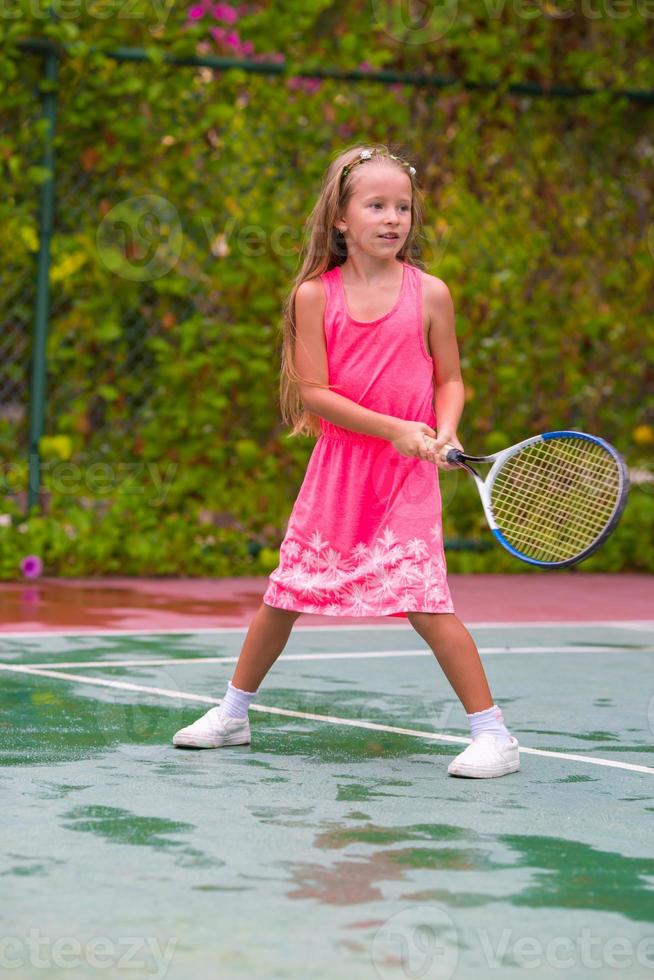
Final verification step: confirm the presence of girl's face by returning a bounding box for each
[336,164,412,258]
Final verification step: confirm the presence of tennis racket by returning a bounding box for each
[437,430,629,568]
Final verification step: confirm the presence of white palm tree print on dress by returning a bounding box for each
[267,522,453,616]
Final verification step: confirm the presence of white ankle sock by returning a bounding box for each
[466,704,512,742]
[220,680,258,719]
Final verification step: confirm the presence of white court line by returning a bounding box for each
[611,622,654,632]
[2,645,654,671]
[0,621,653,640]
[3,662,654,777]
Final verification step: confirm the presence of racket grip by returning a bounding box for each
[442,443,464,465]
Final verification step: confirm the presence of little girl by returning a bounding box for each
[173,143,520,778]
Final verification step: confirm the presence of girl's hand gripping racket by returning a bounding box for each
[439,431,630,568]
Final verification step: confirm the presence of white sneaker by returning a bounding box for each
[172,706,251,749]
[448,733,520,778]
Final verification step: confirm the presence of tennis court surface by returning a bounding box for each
[2,574,653,979]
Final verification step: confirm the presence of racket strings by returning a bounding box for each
[493,486,615,558]
[489,438,623,562]
[492,444,619,548]
[491,443,620,560]
[495,452,614,534]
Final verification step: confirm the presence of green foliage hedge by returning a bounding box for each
[1,3,652,579]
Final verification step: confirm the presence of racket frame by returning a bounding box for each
[445,430,630,568]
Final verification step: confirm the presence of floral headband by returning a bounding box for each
[340,148,417,182]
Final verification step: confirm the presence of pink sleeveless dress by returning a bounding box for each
[262,260,454,618]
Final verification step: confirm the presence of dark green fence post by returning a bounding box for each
[27,42,58,515]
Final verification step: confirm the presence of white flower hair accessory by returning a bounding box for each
[340,148,417,181]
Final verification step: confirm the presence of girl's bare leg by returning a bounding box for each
[407,612,494,714]
[231,601,302,692]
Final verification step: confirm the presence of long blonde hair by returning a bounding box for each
[278,142,426,439]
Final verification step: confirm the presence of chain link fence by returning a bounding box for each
[3,37,651,574]
[0,53,44,460]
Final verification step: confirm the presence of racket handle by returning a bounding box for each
[441,443,464,465]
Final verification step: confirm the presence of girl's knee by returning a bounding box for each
[262,601,302,621]
[407,611,434,631]
[407,610,455,631]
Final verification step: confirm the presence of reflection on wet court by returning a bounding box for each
[2,621,654,979]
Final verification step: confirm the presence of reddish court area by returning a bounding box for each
[0,574,651,632]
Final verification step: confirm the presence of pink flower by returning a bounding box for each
[212,3,238,22]
[358,60,374,72]
[210,25,226,40]
[188,5,205,19]
[20,555,43,579]
[224,30,241,48]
